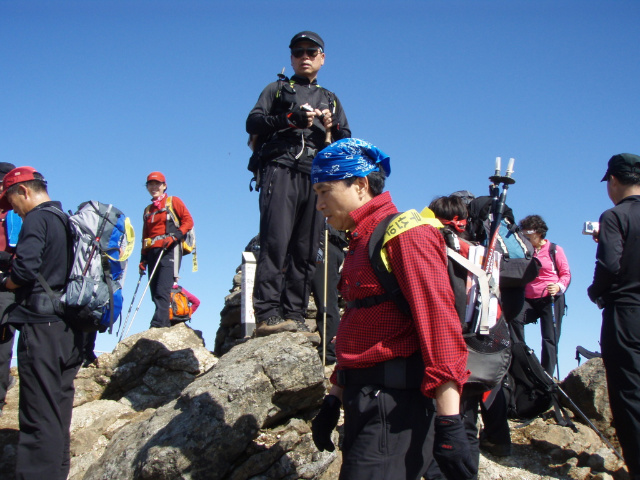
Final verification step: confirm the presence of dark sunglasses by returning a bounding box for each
[291,47,321,58]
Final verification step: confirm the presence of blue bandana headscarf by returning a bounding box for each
[311,138,391,184]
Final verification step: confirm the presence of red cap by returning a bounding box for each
[0,166,42,211]
[146,171,166,183]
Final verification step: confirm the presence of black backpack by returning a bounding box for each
[503,342,575,427]
[467,196,540,288]
[354,210,511,394]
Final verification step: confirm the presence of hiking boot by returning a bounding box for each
[255,316,297,337]
[290,319,310,332]
[479,437,512,457]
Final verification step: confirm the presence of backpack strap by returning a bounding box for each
[548,242,557,273]
[347,213,410,315]
[165,196,181,229]
[33,206,71,318]
[348,209,443,316]
[446,247,493,334]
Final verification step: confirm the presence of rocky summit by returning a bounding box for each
[0,271,633,479]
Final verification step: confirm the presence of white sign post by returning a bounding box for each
[241,251,257,337]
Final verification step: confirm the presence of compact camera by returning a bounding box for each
[582,221,600,235]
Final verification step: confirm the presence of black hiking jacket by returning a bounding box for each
[9,201,69,324]
[246,74,351,174]
[589,195,640,307]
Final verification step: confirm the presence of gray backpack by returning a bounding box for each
[39,201,135,333]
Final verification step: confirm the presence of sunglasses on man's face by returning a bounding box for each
[291,47,321,58]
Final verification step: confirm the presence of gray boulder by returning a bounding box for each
[83,332,327,480]
[561,357,617,443]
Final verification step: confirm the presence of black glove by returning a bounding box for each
[311,394,341,452]
[287,109,309,129]
[433,414,477,480]
[172,231,184,242]
[0,251,11,271]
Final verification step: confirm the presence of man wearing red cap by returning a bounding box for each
[246,31,351,335]
[140,172,194,328]
[0,166,83,480]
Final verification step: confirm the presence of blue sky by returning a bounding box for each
[2,0,639,378]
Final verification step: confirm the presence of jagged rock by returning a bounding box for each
[82,332,326,480]
[221,305,241,327]
[562,357,617,443]
[225,289,242,308]
[99,323,217,403]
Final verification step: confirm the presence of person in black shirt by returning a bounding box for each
[588,153,640,480]
[0,166,83,480]
[246,31,351,335]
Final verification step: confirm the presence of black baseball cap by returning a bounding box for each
[289,31,324,50]
[0,162,16,180]
[601,153,640,182]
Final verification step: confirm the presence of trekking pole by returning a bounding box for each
[469,157,516,333]
[124,249,165,339]
[322,224,328,367]
[544,371,624,462]
[324,100,335,146]
[551,294,561,380]
[118,273,143,341]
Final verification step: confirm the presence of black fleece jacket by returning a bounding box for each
[246,74,351,174]
[9,201,69,324]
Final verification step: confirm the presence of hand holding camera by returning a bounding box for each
[287,103,316,129]
[583,221,600,243]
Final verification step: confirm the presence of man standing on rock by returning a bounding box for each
[0,167,83,480]
[588,153,640,480]
[246,31,351,336]
[309,138,475,480]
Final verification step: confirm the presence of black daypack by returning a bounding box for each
[355,209,511,394]
[467,196,540,288]
[503,342,575,427]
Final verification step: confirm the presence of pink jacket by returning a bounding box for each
[525,240,571,299]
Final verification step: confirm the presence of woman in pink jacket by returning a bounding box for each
[518,215,571,377]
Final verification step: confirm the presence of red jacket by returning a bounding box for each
[142,195,194,252]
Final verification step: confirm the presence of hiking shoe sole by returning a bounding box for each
[255,319,297,337]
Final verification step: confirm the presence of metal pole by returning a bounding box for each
[124,249,165,339]
[547,372,624,461]
[551,294,561,380]
[322,225,329,367]
[118,273,143,341]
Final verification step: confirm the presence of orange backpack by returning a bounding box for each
[169,286,191,323]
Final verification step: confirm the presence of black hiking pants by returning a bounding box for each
[15,320,83,480]
[339,384,436,480]
[253,163,323,323]
[147,245,181,328]
[601,304,640,479]
[510,294,565,376]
